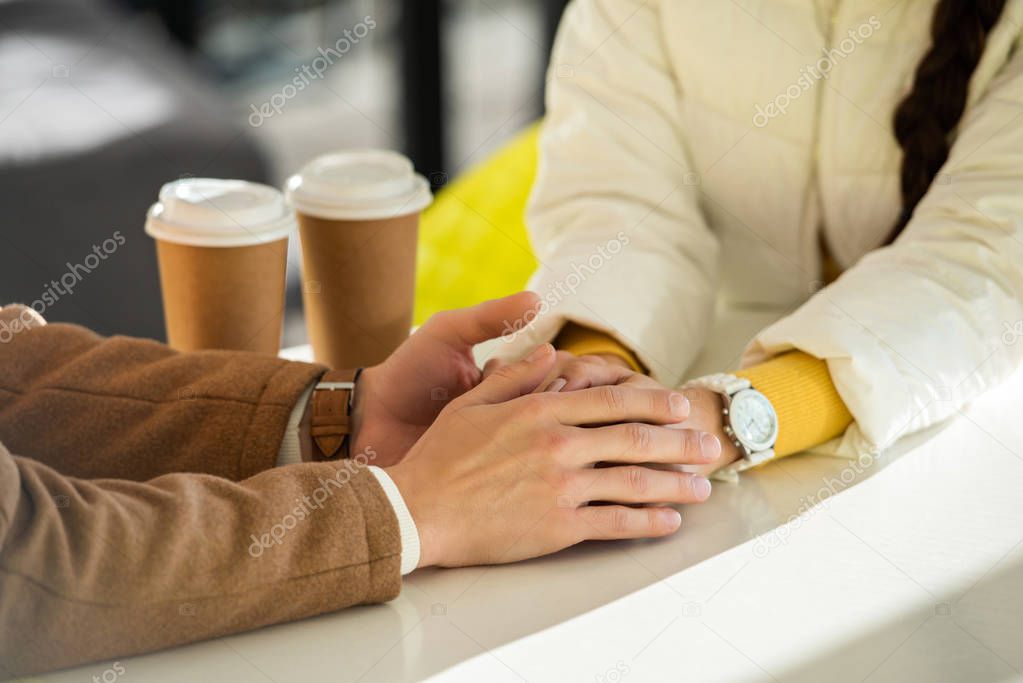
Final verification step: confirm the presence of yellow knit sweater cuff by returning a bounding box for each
[735,352,852,457]
[556,325,853,459]
[554,323,645,373]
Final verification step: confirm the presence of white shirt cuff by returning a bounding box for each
[276,386,420,574]
[368,465,421,575]
[276,381,316,467]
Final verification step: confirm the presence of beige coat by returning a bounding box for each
[508,0,1023,458]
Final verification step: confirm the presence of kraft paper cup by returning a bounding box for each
[286,150,432,369]
[145,178,295,355]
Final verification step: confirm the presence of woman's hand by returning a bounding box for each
[536,351,636,392]
[484,350,640,393]
[386,344,723,568]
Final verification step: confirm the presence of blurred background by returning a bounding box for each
[0,0,568,346]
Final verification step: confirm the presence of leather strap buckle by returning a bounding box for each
[309,368,362,460]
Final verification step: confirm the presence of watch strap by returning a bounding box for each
[309,368,361,460]
[687,373,750,396]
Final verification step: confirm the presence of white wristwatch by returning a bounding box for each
[685,373,779,474]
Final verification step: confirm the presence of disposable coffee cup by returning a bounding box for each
[145,178,295,355]
[286,150,432,369]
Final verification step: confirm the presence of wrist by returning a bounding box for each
[385,463,438,569]
[349,364,378,455]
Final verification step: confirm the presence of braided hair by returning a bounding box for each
[887,0,1008,243]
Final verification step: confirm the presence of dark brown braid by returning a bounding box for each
[887,0,1007,243]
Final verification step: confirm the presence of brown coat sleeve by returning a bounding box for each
[0,315,402,676]
[0,317,320,481]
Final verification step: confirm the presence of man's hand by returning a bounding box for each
[538,351,635,392]
[386,344,723,568]
[477,341,739,477]
[547,352,742,475]
[349,292,540,467]
[671,386,743,475]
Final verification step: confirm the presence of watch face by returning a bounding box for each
[728,389,779,452]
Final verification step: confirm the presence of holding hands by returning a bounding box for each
[335,291,740,568]
[387,342,720,568]
[538,350,742,476]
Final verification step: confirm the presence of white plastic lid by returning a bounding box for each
[284,149,433,221]
[145,178,297,247]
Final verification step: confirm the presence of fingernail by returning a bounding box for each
[545,377,568,392]
[692,477,712,500]
[700,433,722,461]
[669,393,689,418]
[528,343,553,361]
[662,509,682,529]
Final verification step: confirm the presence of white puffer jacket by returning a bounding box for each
[506,0,1023,455]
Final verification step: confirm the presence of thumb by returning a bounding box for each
[481,357,507,379]
[464,344,556,404]
[426,291,541,347]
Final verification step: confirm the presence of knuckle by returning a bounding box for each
[538,429,571,457]
[599,385,627,414]
[677,473,693,499]
[651,390,669,417]
[689,430,707,459]
[645,508,664,530]
[688,474,709,499]
[678,429,698,460]
[610,508,630,534]
[517,394,548,419]
[626,467,648,495]
[627,423,652,453]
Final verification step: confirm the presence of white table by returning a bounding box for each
[38,310,1023,683]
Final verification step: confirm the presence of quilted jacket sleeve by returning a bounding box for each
[502,0,718,388]
[744,42,1023,454]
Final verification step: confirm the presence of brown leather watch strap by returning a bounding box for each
[309,368,361,461]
